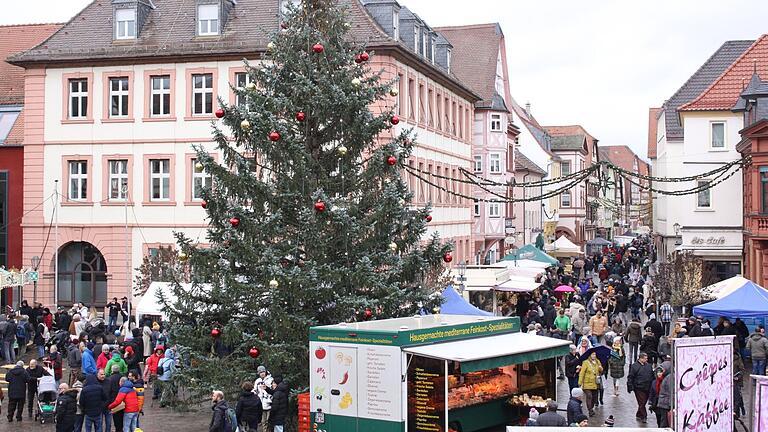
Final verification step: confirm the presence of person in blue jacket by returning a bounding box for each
[82,342,97,376]
[78,375,106,432]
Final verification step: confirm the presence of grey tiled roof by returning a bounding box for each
[514,149,546,175]
[663,40,753,139]
[550,134,586,151]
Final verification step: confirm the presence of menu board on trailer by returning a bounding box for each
[754,375,768,432]
[359,344,401,421]
[673,336,733,432]
[407,355,446,432]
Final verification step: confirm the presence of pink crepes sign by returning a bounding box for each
[673,336,733,432]
[755,376,768,432]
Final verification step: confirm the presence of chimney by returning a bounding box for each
[525,102,531,115]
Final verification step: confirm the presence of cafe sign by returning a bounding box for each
[691,236,727,246]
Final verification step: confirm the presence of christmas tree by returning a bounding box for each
[165,0,452,403]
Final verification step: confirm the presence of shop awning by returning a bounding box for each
[403,332,570,373]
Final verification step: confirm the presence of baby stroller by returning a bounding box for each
[46,329,70,353]
[36,375,58,424]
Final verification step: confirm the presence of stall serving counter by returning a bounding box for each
[309,315,570,432]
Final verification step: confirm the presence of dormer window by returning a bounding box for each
[422,31,428,59]
[115,8,136,40]
[413,26,419,51]
[392,10,399,40]
[198,4,220,36]
[447,48,452,73]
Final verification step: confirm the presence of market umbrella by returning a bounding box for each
[573,259,585,268]
[554,285,575,293]
[627,246,637,251]
[577,345,612,365]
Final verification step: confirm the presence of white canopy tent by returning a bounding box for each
[545,235,583,257]
[135,282,181,325]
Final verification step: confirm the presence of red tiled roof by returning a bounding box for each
[0,23,61,105]
[680,35,768,111]
[4,109,24,145]
[599,145,640,172]
[544,125,597,144]
[647,107,661,159]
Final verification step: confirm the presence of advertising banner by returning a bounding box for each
[754,375,768,432]
[673,336,733,432]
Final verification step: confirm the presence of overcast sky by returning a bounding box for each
[3,0,768,159]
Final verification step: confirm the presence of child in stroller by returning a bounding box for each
[36,375,57,424]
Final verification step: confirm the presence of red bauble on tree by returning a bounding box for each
[390,115,400,125]
[211,328,221,338]
[215,108,225,119]
[249,347,261,359]
[314,200,326,213]
[312,43,324,53]
[386,155,397,166]
[359,51,369,62]
[364,308,373,319]
[280,21,289,29]
[296,111,306,122]
[201,200,208,209]
[443,252,453,263]
[269,131,281,142]
[229,217,240,227]
[354,54,363,64]
[425,214,432,223]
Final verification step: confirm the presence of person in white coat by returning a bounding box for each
[253,366,273,432]
[142,324,152,359]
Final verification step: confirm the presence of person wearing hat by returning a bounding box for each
[640,328,659,366]
[536,400,567,426]
[254,366,273,432]
[566,387,585,425]
[572,413,589,427]
[602,415,615,427]
[146,346,164,398]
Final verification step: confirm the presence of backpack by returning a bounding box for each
[223,406,238,432]
[16,323,26,339]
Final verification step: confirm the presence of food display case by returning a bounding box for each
[309,315,569,432]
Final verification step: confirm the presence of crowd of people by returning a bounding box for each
[511,235,761,428]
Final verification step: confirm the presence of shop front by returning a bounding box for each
[308,315,570,432]
[678,228,743,282]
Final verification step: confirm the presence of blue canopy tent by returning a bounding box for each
[693,280,768,319]
[440,285,492,316]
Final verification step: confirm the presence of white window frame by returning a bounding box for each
[431,40,435,63]
[710,121,726,149]
[473,201,480,217]
[561,190,571,207]
[413,26,419,51]
[68,161,88,201]
[488,203,500,218]
[109,77,130,118]
[150,75,171,117]
[192,158,212,201]
[697,180,712,209]
[392,10,399,40]
[115,8,136,40]
[68,79,88,119]
[197,4,220,36]
[235,72,252,108]
[561,161,571,176]
[422,31,428,58]
[489,153,502,174]
[108,159,128,201]
[150,159,170,201]
[490,113,502,132]
[192,73,214,115]
[447,48,452,73]
[473,155,483,173]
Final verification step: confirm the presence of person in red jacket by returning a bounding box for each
[108,377,140,432]
[144,346,164,390]
[97,344,111,371]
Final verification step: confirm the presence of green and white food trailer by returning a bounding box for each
[309,315,570,432]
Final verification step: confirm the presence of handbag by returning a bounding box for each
[110,402,125,413]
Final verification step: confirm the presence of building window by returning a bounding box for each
[108,159,128,200]
[490,113,502,132]
[488,203,500,218]
[115,8,136,39]
[192,159,212,200]
[711,122,725,148]
[561,161,571,176]
[697,180,711,208]
[422,31,428,59]
[235,72,251,108]
[413,26,419,51]
[474,155,482,173]
[431,40,435,63]
[151,75,171,117]
[197,4,220,36]
[109,77,130,117]
[489,153,501,173]
[192,73,214,115]
[0,109,20,144]
[473,201,480,217]
[447,48,452,73]
[761,167,768,213]
[68,79,88,119]
[561,190,571,207]
[68,161,88,201]
[150,159,171,201]
[392,10,399,40]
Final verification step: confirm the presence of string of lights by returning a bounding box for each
[615,161,744,196]
[606,157,747,183]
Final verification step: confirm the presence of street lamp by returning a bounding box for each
[30,255,40,304]
[457,260,467,294]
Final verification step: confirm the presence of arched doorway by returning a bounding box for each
[555,227,576,243]
[57,242,108,307]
